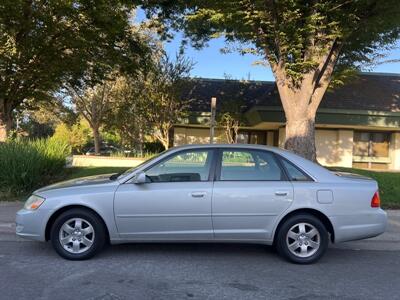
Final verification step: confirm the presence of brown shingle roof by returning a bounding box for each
[182,73,400,113]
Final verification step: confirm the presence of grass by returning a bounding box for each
[329,167,400,209]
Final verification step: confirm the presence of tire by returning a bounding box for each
[275,214,329,264]
[50,208,106,260]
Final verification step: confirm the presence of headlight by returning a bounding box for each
[24,195,45,210]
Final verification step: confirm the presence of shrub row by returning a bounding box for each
[0,138,70,198]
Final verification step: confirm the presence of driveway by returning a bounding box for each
[1,202,399,300]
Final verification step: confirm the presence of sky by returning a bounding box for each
[164,36,400,82]
[136,10,400,82]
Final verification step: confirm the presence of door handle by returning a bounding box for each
[191,192,206,198]
[275,191,288,196]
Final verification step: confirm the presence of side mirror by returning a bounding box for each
[132,172,148,184]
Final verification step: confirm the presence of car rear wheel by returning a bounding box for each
[276,214,329,264]
[50,208,106,260]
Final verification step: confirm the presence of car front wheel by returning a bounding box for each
[276,214,329,264]
[50,208,106,260]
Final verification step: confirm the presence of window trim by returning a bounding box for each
[141,148,218,183]
[215,148,289,182]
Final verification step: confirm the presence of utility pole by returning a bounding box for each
[210,97,216,144]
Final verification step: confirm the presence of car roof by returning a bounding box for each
[170,143,277,151]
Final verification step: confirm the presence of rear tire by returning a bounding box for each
[275,214,329,264]
[50,208,106,260]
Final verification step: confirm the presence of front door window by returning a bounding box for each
[145,150,213,182]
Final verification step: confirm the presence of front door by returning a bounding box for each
[114,149,216,240]
[212,149,294,240]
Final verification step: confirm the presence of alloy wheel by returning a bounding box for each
[286,222,320,258]
[58,218,95,254]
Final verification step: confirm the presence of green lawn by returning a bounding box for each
[329,167,400,209]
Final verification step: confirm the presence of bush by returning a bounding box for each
[52,119,92,154]
[0,138,71,198]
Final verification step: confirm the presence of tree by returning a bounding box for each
[0,1,148,141]
[141,0,400,160]
[137,49,194,149]
[52,118,92,154]
[68,79,116,155]
[216,78,247,144]
[105,76,151,154]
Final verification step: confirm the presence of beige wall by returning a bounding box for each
[315,129,353,167]
[390,132,400,170]
[174,127,228,146]
[278,127,286,148]
[174,126,355,168]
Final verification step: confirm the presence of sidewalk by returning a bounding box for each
[1,201,399,250]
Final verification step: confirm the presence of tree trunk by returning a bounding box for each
[275,69,334,162]
[270,39,341,162]
[284,113,317,162]
[0,103,12,142]
[92,125,101,155]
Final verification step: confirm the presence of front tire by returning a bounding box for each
[50,208,106,260]
[276,214,329,264]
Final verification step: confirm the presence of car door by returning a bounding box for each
[212,148,294,240]
[114,149,216,240]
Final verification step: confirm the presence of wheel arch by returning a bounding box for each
[45,205,110,242]
[273,208,335,244]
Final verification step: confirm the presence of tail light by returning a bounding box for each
[371,191,380,208]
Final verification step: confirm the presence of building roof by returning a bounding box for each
[182,73,400,113]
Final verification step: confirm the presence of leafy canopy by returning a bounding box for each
[0,0,149,112]
[141,0,400,82]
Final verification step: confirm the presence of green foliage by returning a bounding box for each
[0,1,149,139]
[143,0,400,82]
[52,119,91,154]
[0,138,70,197]
[106,49,194,150]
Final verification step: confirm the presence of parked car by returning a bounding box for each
[16,144,387,263]
[85,145,121,156]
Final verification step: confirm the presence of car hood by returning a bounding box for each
[34,174,118,193]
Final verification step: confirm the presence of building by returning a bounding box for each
[172,73,400,170]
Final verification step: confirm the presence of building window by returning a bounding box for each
[353,131,390,158]
[236,130,266,145]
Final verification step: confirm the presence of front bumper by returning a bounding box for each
[15,208,52,241]
[330,208,388,243]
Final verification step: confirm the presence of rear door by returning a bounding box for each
[212,148,294,240]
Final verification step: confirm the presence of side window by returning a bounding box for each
[146,150,213,182]
[280,158,311,181]
[220,150,284,181]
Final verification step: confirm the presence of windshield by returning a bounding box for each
[115,150,167,180]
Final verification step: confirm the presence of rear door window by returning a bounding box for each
[219,150,285,181]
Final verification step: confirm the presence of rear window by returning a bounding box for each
[280,158,312,181]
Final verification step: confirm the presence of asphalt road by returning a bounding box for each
[1,202,400,300]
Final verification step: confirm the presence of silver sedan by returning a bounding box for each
[16,144,387,264]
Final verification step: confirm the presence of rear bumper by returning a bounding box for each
[330,209,387,243]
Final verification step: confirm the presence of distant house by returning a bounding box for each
[172,72,400,170]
